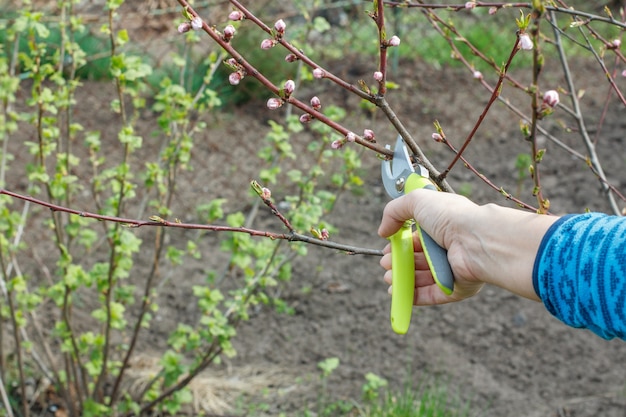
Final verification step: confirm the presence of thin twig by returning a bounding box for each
[0,188,383,256]
[550,10,621,214]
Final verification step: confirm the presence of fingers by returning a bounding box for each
[383,268,435,287]
[380,252,429,272]
[379,189,476,250]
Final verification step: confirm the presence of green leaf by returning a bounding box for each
[318,357,340,378]
[197,198,227,223]
[313,16,331,33]
[226,212,245,227]
[116,29,129,46]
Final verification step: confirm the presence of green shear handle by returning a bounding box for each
[389,173,454,334]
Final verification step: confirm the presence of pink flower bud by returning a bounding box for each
[229,10,244,21]
[465,1,476,9]
[178,22,192,34]
[611,39,621,48]
[310,96,321,110]
[223,25,236,40]
[261,39,275,50]
[229,72,242,85]
[622,69,626,77]
[432,132,443,142]
[261,187,272,200]
[300,114,313,124]
[274,19,286,34]
[542,90,559,108]
[191,16,203,31]
[313,68,325,79]
[331,139,344,149]
[489,7,498,15]
[320,229,329,240]
[387,36,401,47]
[346,132,356,142]
[285,53,298,63]
[373,71,383,82]
[363,129,375,142]
[226,58,237,67]
[473,70,483,80]
[519,33,533,50]
[267,97,283,110]
[283,79,295,95]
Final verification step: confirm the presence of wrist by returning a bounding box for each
[459,204,558,301]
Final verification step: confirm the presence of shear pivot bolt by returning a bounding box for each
[395,178,405,192]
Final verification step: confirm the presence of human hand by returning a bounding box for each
[378,190,484,305]
[378,189,556,304]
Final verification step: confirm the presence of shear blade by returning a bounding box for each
[381,135,415,199]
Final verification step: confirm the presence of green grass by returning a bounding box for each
[365,379,471,417]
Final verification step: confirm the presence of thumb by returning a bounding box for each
[377,191,424,239]
[379,189,476,248]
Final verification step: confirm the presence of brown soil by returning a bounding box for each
[4,1,626,416]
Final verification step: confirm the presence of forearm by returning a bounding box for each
[454,203,559,301]
[534,213,626,340]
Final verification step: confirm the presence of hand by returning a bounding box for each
[378,189,558,304]
[379,190,484,305]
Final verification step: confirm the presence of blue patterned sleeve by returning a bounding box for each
[532,213,626,340]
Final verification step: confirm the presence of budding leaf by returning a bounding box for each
[535,148,546,163]
[310,227,322,239]
[357,79,371,95]
[149,215,166,224]
[182,7,193,21]
[250,180,264,196]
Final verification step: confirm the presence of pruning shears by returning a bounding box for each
[381,135,454,334]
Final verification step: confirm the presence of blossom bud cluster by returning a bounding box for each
[539,90,560,118]
[225,57,246,86]
[363,129,375,142]
[223,24,236,41]
[383,35,401,48]
[260,19,287,50]
[310,96,321,110]
[330,129,375,150]
[299,96,321,124]
[178,22,191,33]
[191,16,203,31]
[432,132,444,142]
[519,33,533,50]
[542,90,559,108]
[283,79,295,96]
[229,10,244,21]
[313,68,325,79]
[261,39,276,50]
[178,16,203,33]
[267,97,283,110]
[274,19,286,35]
